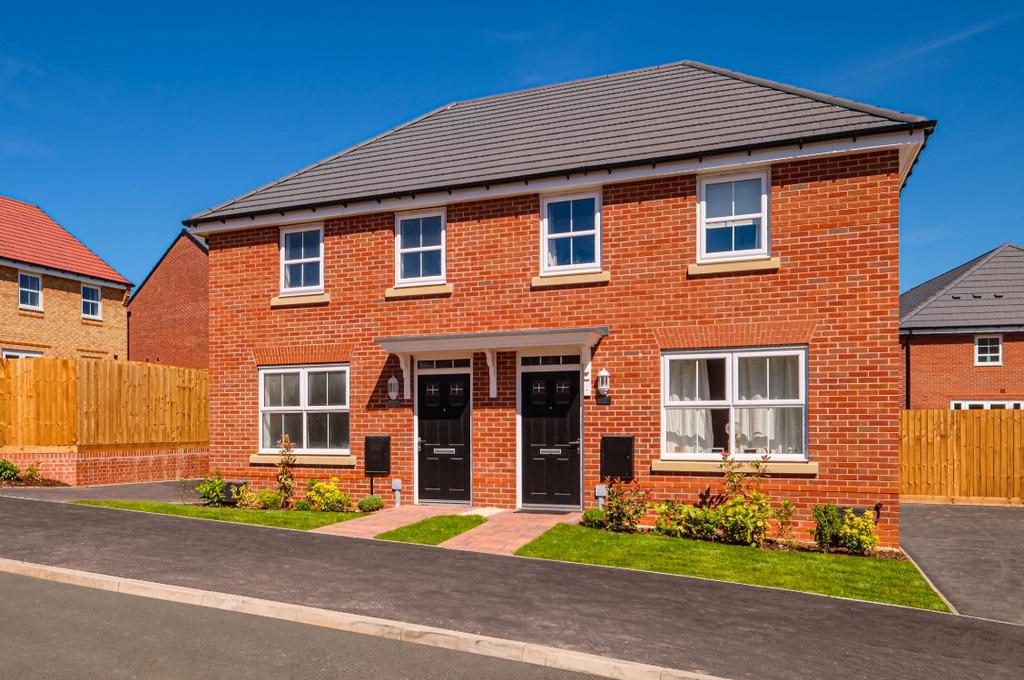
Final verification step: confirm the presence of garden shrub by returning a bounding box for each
[580,507,607,529]
[358,495,385,513]
[654,501,720,541]
[276,434,297,505]
[837,509,879,555]
[292,499,312,512]
[811,503,843,551]
[305,478,353,512]
[604,479,649,533]
[256,489,286,511]
[195,470,227,506]
[719,491,773,547]
[773,499,796,542]
[232,484,261,509]
[0,458,20,482]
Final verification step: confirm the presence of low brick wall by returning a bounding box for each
[3,447,209,486]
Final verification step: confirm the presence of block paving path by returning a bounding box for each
[441,510,580,555]
[312,503,465,539]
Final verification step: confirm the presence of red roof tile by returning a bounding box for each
[0,195,130,286]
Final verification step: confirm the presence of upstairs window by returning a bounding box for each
[18,272,42,310]
[395,210,446,286]
[975,335,1002,366]
[541,192,601,275]
[280,225,323,295]
[81,285,102,320]
[698,171,769,262]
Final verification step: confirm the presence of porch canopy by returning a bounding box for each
[375,326,608,399]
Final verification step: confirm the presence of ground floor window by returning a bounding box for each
[259,364,349,453]
[662,347,807,460]
[2,348,43,359]
[951,400,1023,410]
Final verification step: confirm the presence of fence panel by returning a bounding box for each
[901,409,1024,503]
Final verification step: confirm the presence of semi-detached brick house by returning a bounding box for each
[185,61,936,546]
[900,243,1024,410]
[0,195,131,360]
[128,229,209,369]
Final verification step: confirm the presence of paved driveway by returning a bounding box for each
[901,503,1024,624]
[0,479,201,503]
[2,497,1022,680]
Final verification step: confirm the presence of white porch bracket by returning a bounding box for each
[484,349,497,398]
[581,345,592,398]
[396,353,411,400]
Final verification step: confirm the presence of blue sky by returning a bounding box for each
[1,1,1021,289]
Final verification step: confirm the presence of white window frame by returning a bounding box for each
[974,334,1002,366]
[661,346,807,462]
[279,224,324,296]
[697,169,770,263]
[539,191,602,276]
[17,271,43,311]
[258,364,350,454]
[2,348,43,359]
[394,208,447,287]
[951,400,1023,410]
[81,284,102,320]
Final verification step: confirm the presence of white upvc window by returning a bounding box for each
[975,335,1002,366]
[279,224,324,295]
[2,348,43,359]
[81,285,102,320]
[395,208,446,286]
[662,347,806,461]
[540,191,601,275]
[259,365,350,453]
[18,272,42,311]
[697,170,770,263]
[952,400,1023,410]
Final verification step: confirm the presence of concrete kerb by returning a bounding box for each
[0,556,724,680]
[900,547,959,615]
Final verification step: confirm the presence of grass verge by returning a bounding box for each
[72,500,361,530]
[515,524,949,612]
[376,514,486,545]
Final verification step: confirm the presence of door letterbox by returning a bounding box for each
[364,435,391,475]
[600,435,634,481]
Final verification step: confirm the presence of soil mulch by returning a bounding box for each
[1,478,69,488]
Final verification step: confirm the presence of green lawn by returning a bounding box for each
[516,524,949,612]
[73,501,361,530]
[376,514,486,545]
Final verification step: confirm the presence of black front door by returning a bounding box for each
[521,371,581,506]
[417,373,471,502]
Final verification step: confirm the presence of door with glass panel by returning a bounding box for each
[521,371,582,506]
[417,373,471,502]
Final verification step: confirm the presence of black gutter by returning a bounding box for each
[183,121,936,228]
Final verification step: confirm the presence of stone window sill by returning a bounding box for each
[651,459,818,476]
[249,453,356,467]
[270,292,331,308]
[384,283,454,299]
[687,257,781,277]
[531,271,610,289]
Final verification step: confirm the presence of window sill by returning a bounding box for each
[18,307,44,315]
[651,459,818,476]
[687,257,780,277]
[531,271,610,289]
[82,318,103,326]
[384,283,453,299]
[270,292,331,308]
[249,453,356,467]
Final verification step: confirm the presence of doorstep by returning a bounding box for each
[440,510,581,556]
[312,504,466,539]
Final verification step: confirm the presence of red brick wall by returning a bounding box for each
[4,447,208,486]
[128,233,208,368]
[904,333,1024,408]
[207,149,903,544]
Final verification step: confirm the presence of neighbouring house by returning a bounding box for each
[900,243,1024,410]
[0,195,131,359]
[184,60,935,545]
[128,229,209,368]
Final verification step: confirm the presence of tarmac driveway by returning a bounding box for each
[0,479,201,503]
[901,503,1024,624]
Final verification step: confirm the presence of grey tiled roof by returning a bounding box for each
[900,243,1024,330]
[186,60,932,225]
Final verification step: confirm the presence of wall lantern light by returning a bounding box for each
[387,375,400,404]
[596,368,611,404]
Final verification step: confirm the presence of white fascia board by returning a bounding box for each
[0,258,129,290]
[190,130,926,236]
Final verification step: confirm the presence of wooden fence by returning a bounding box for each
[0,358,208,451]
[901,410,1024,504]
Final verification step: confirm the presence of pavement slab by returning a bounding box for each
[313,503,466,538]
[1,497,1022,680]
[441,510,580,554]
